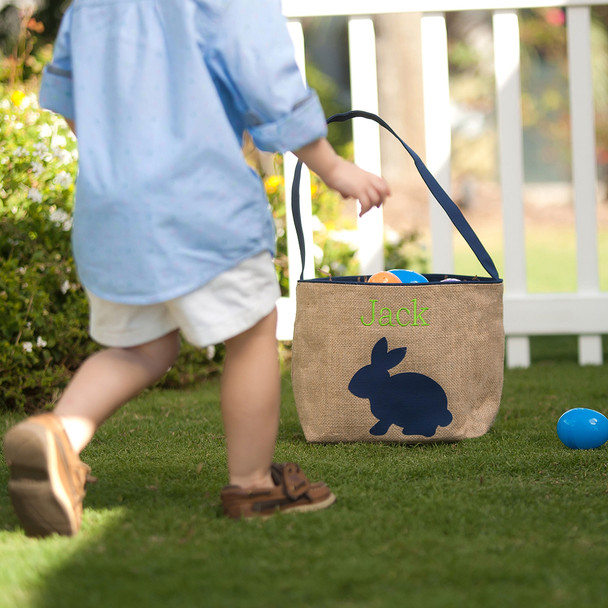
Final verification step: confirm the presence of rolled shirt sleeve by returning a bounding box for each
[38,7,75,120]
[247,90,327,153]
[203,0,328,153]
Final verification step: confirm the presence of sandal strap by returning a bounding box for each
[270,462,311,500]
[220,462,334,519]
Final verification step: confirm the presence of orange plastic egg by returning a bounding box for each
[368,271,401,284]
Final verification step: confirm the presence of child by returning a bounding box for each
[3,0,390,535]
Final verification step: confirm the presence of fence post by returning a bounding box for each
[567,6,603,365]
[421,13,454,274]
[348,16,385,275]
[493,10,530,368]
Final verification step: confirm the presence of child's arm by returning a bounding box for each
[293,137,390,216]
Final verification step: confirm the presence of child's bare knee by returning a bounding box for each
[128,330,180,372]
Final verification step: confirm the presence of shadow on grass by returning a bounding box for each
[27,466,246,608]
[1,431,302,608]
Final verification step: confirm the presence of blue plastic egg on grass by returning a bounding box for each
[556,408,608,449]
[388,269,428,284]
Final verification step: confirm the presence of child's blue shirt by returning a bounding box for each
[39,0,327,304]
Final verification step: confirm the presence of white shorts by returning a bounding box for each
[86,252,280,348]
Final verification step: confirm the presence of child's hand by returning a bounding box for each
[321,156,391,216]
[294,137,391,216]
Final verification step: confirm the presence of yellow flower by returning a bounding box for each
[264,175,284,195]
[10,90,26,108]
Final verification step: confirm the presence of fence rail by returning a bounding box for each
[276,1,608,368]
[282,0,605,17]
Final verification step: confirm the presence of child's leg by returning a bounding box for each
[55,330,181,454]
[219,311,337,519]
[4,330,180,536]
[221,308,280,490]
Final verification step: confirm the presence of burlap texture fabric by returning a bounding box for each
[291,278,504,443]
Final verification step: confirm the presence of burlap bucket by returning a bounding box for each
[290,111,504,443]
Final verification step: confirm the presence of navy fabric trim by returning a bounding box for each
[301,275,502,285]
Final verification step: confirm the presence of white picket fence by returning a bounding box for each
[276,0,608,368]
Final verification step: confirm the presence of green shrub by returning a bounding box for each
[0,90,225,413]
[0,88,88,411]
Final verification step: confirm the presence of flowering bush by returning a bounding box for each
[0,87,88,411]
[0,89,224,412]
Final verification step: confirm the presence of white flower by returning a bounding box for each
[310,215,326,233]
[52,147,72,165]
[60,279,71,294]
[22,342,33,353]
[32,142,53,163]
[312,244,324,262]
[38,123,53,138]
[206,345,216,360]
[17,94,32,110]
[36,336,47,348]
[328,229,359,247]
[49,208,73,231]
[13,146,27,158]
[54,171,73,188]
[384,228,402,246]
[30,161,44,176]
[32,142,48,156]
[51,134,67,148]
[27,188,43,203]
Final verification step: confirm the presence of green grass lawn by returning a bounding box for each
[454,225,608,292]
[1,340,608,608]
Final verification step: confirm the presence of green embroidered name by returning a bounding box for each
[360,298,429,327]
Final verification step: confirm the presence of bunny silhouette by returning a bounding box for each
[348,337,452,437]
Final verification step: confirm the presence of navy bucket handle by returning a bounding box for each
[290,110,500,282]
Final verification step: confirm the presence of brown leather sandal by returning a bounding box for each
[220,462,336,519]
[3,413,92,537]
